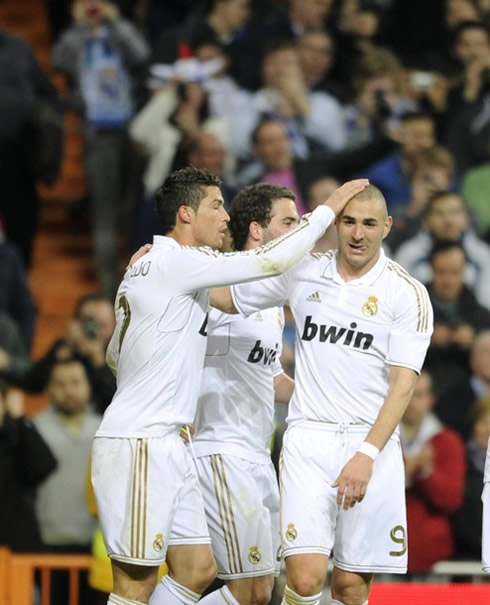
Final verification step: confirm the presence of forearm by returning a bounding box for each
[195,205,335,291]
[364,366,418,452]
[210,286,236,314]
[273,372,295,403]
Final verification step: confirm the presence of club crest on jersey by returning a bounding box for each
[362,296,379,317]
[153,533,165,552]
[285,523,298,542]
[248,546,262,564]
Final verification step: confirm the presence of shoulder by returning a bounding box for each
[385,259,431,321]
[385,258,428,293]
[464,231,490,255]
[289,249,335,277]
[31,408,52,427]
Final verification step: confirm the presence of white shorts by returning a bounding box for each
[92,435,211,566]
[482,438,490,572]
[195,454,280,579]
[280,422,407,574]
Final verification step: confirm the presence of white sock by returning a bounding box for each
[108,594,147,605]
[199,584,240,605]
[149,575,201,605]
[331,601,368,604]
[281,585,322,605]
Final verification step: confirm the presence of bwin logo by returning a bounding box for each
[301,316,374,350]
[247,340,279,365]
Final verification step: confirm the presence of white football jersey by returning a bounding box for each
[231,249,433,430]
[97,205,334,437]
[193,307,285,463]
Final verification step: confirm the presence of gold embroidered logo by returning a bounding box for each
[362,296,379,317]
[153,533,165,552]
[285,523,298,542]
[248,546,262,564]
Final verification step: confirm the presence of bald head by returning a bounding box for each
[345,184,388,219]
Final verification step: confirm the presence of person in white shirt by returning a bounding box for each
[212,184,434,605]
[92,166,368,605]
[193,184,297,605]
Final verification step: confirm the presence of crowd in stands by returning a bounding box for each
[1,0,490,600]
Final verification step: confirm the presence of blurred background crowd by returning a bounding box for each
[1,0,490,602]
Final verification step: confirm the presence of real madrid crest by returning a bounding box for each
[248,545,262,564]
[153,533,165,552]
[285,523,298,542]
[362,296,378,317]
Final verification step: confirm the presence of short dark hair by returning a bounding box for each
[251,118,284,146]
[74,292,113,319]
[452,20,490,48]
[429,239,467,265]
[48,357,89,381]
[426,190,464,214]
[399,110,434,125]
[155,166,222,234]
[229,183,296,251]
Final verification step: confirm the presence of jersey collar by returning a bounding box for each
[322,248,388,285]
[153,235,180,248]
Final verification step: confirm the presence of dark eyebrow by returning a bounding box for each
[342,215,378,223]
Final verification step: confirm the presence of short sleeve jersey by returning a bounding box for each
[193,307,285,463]
[231,249,433,430]
[96,205,334,438]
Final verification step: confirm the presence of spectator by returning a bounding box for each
[3,293,116,415]
[387,146,455,252]
[453,394,490,560]
[151,0,255,90]
[52,0,150,297]
[344,49,418,154]
[245,39,347,159]
[132,131,238,249]
[190,34,255,160]
[332,0,391,90]
[361,111,436,210]
[400,370,466,573]
[0,381,57,552]
[442,21,490,172]
[297,30,349,103]
[435,329,490,440]
[0,225,37,350]
[187,132,238,203]
[395,191,490,309]
[33,357,101,605]
[0,29,62,267]
[424,240,490,397]
[130,69,231,203]
[445,21,490,117]
[241,118,397,214]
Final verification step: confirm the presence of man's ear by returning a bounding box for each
[249,221,263,243]
[178,205,193,225]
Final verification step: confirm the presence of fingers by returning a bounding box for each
[332,477,367,510]
[324,179,370,215]
[126,243,152,270]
